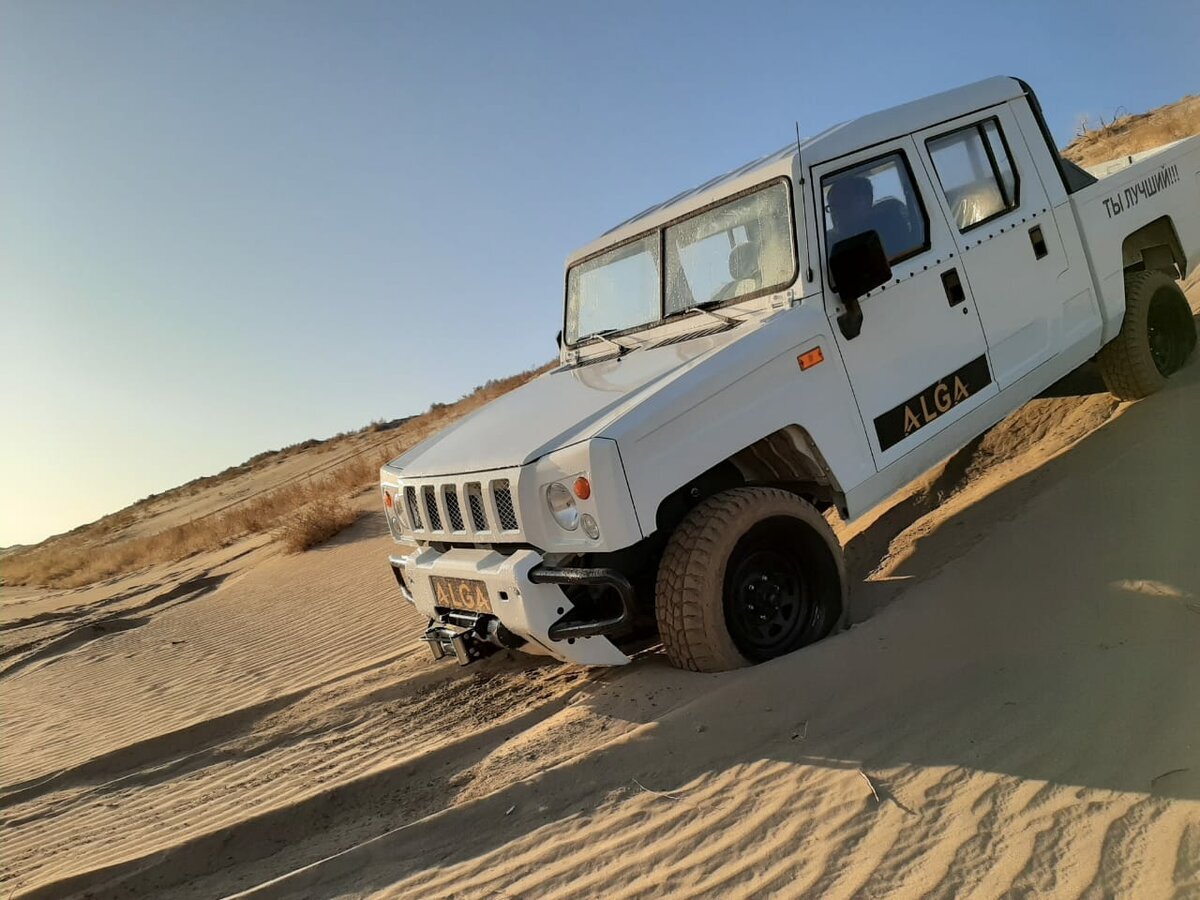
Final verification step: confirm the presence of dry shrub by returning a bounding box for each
[277,496,361,553]
[1063,95,1199,167]
[3,361,554,588]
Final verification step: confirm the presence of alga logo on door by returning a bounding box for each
[904,376,971,433]
[873,355,993,452]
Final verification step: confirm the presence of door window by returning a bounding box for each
[926,118,1020,231]
[822,152,929,265]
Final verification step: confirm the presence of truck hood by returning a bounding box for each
[391,336,727,478]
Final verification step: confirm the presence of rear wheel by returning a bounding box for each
[655,487,846,673]
[1098,270,1196,400]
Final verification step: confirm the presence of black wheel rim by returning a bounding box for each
[724,517,828,661]
[1147,287,1189,376]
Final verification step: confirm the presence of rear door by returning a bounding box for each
[815,138,998,471]
[914,104,1066,389]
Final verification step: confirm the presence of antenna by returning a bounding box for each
[795,122,814,283]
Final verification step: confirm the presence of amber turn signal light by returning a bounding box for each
[384,491,394,508]
[573,476,591,500]
[798,347,824,370]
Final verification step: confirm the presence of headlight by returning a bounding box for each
[546,482,579,531]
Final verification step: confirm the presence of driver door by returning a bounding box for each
[816,138,997,471]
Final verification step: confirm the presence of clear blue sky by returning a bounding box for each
[2,0,1196,546]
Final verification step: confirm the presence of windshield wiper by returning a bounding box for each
[663,300,740,327]
[586,329,642,356]
[580,303,737,357]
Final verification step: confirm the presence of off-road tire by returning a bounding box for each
[655,487,846,673]
[1098,270,1196,400]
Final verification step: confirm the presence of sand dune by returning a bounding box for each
[240,337,1200,898]
[2,278,1197,899]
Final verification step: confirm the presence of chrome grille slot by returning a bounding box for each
[443,487,465,532]
[405,486,422,530]
[422,486,443,531]
[465,483,488,532]
[492,479,518,531]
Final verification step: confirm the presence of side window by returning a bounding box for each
[822,152,929,266]
[926,118,1020,231]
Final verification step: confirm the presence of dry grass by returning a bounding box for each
[3,362,554,588]
[1063,95,1199,167]
[277,495,361,553]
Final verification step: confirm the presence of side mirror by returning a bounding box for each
[556,329,563,350]
[829,231,891,340]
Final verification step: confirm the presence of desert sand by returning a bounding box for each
[2,274,1198,899]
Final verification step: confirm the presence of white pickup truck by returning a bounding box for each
[381,77,1199,672]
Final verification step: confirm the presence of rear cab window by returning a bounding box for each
[821,152,930,265]
[926,117,1020,231]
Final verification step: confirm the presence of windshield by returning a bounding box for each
[566,180,796,345]
[566,234,660,345]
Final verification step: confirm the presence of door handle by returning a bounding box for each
[1029,225,1048,259]
[941,268,966,307]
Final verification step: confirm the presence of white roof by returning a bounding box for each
[568,76,1027,266]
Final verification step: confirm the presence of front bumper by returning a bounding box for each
[391,546,632,666]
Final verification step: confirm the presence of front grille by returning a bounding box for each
[443,489,465,532]
[405,486,422,529]
[493,480,518,531]
[401,476,520,539]
[422,487,442,531]
[465,483,488,531]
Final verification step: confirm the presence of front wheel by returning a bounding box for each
[1098,270,1197,401]
[655,487,846,673]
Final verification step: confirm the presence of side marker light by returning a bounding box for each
[798,347,824,371]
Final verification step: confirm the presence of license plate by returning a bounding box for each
[430,576,492,613]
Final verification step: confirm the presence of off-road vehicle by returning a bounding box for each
[380,77,1200,671]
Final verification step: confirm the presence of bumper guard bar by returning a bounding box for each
[528,564,635,641]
